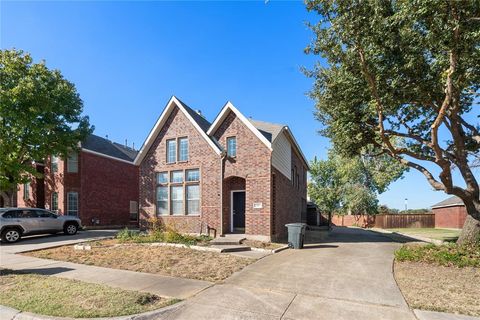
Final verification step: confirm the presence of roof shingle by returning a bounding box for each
[82,134,138,162]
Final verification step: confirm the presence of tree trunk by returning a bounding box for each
[457,214,480,246]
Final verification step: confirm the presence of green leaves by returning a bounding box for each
[308,149,405,215]
[0,49,93,190]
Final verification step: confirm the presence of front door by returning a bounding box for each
[232,191,246,231]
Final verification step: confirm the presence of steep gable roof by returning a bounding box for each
[207,102,273,151]
[134,96,221,165]
[176,97,212,132]
[432,196,465,209]
[81,134,138,163]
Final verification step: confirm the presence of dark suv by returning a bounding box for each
[0,208,82,243]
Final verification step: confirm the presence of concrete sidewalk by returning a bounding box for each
[0,231,212,299]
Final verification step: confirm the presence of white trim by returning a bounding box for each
[431,203,465,209]
[82,148,136,165]
[230,190,246,232]
[208,102,273,151]
[134,96,221,165]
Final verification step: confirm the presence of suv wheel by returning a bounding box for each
[64,223,78,235]
[1,228,22,243]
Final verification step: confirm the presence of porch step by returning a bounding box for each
[210,235,246,246]
[209,245,251,253]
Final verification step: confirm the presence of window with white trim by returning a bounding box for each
[171,186,183,215]
[67,152,78,173]
[227,137,236,157]
[171,170,183,183]
[51,192,58,211]
[51,156,59,173]
[67,192,78,216]
[166,139,176,163]
[155,169,200,216]
[23,183,30,200]
[186,185,200,215]
[156,186,168,215]
[178,137,188,162]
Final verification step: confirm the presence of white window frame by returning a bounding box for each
[51,192,58,211]
[166,139,177,164]
[186,184,200,215]
[178,137,189,162]
[67,192,79,216]
[67,152,78,173]
[51,156,59,173]
[170,185,184,215]
[227,136,237,157]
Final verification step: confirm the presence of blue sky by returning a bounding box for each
[2,1,475,209]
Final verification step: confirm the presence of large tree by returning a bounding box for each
[309,150,405,217]
[0,49,92,202]
[305,0,480,244]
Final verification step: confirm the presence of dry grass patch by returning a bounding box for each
[26,240,253,282]
[394,261,480,316]
[0,269,176,318]
[241,239,285,250]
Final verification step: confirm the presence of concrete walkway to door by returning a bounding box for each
[163,227,416,320]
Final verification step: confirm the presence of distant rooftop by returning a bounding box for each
[431,196,464,209]
[82,134,138,162]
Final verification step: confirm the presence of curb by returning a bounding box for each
[0,301,185,320]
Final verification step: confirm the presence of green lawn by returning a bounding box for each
[0,270,178,318]
[387,228,461,242]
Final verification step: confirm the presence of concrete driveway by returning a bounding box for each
[0,229,118,254]
[164,227,416,320]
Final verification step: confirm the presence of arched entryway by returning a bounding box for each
[223,176,246,233]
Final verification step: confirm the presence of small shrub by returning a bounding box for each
[116,228,140,242]
[395,243,480,268]
[115,227,211,246]
[135,294,159,305]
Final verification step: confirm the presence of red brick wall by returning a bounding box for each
[271,146,308,241]
[139,106,221,235]
[213,111,272,238]
[80,151,139,227]
[434,206,467,229]
[40,152,139,227]
[16,164,45,208]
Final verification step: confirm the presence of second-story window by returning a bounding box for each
[51,192,58,211]
[23,183,30,200]
[67,152,78,173]
[227,137,236,157]
[51,156,59,173]
[166,139,176,163]
[178,137,188,162]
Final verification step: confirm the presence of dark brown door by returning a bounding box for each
[232,191,246,230]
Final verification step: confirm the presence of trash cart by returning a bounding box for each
[285,223,307,249]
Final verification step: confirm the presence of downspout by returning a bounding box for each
[219,150,227,237]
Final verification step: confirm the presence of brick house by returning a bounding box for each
[17,134,139,227]
[135,96,309,241]
[432,196,468,229]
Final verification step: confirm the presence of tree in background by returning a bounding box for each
[308,150,404,218]
[305,1,480,244]
[0,49,92,203]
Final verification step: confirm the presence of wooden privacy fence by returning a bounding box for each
[331,214,435,229]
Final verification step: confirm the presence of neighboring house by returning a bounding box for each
[17,134,139,227]
[431,196,468,229]
[135,96,309,241]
